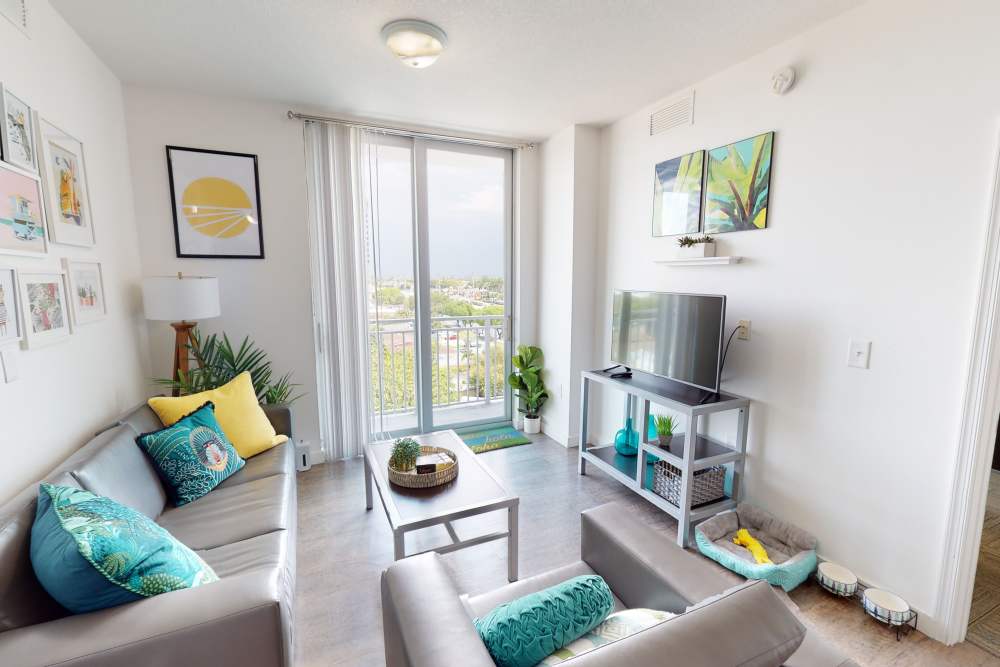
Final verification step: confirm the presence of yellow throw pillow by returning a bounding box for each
[148,372,288,459]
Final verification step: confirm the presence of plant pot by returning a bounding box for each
[657,434,673,448]
[523,415,541,434]
[676,243,716,259]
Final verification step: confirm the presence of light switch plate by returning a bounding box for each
[848,339,871,369]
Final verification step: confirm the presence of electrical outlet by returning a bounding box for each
[737,320,751,341]
[848,339,871,369]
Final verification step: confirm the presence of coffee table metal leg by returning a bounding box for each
[507,502,519,582]
[394,529,405,561]
[364,454,373,510]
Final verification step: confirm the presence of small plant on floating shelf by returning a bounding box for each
[389,437,422,471]
[677,235,715,248]
[653,414,679,446]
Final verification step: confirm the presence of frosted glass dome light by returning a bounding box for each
[381,19,448,69]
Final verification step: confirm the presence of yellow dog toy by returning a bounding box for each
[733,528,772,564]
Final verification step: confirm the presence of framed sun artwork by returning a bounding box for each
[36,117,96,247]
[166,146,264,259]
[18,270,71,348]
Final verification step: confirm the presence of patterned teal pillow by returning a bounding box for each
[475,575,614,667]
[30,483,218,613]
[136,401,245,506]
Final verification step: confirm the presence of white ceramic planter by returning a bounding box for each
[676,243,716,259]
[523,415,541,434]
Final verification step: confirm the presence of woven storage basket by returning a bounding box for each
[387,446,458,488]
[652,459,726,507]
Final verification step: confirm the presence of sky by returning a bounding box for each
[366,143,505,280]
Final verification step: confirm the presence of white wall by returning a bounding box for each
[581,0,1000,639]
[123,87,321,455]
[0,2,148,503]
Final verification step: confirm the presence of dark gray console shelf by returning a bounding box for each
[578,370,750,547]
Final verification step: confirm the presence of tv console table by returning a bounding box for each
[578,370,750,547]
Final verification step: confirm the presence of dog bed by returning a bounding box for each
[695,503,817,592]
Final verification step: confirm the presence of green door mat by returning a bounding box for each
[460,426,531,454]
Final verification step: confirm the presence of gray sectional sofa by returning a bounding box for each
[0,403,296,667]
[382,502,858,667]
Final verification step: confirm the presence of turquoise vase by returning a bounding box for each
[614,416,639,456]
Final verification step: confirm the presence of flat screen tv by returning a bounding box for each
[611,290,726,392]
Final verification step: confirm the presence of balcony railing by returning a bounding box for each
[369,315,506,417]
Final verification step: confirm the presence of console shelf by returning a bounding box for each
[578,370,750,547]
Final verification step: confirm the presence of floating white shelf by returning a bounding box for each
[654,256,743,266]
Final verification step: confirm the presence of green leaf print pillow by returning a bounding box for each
[30,483,218,613]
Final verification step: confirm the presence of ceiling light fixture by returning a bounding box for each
[381,19,448,69]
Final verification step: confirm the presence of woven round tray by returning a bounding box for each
[387,446,458,488]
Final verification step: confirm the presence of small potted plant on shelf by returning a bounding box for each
[653,414,678,447]
[676,234,716,259]
[388,437,421,472]
[508,345,548,435]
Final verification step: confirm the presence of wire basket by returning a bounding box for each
[652,459,726,507]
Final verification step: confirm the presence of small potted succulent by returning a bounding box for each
[388,437,421,472]
[653,414,679,447]
[676,235,716,258]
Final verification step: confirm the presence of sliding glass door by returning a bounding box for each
[363,134,512,437]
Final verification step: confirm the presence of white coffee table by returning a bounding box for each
[364,429,520,582]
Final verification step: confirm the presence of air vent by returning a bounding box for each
[0,0,28,35]
[650,92,694,136]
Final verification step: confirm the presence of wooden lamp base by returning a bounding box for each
[171,321,196,397]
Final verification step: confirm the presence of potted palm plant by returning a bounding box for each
[653,414,679,447]
[508,345,548,435]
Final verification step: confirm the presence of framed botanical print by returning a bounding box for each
[0,84,36,172]
[18,270,71,348]
[0,160,47,256]
[62,258,106,326]
[652,149,704,237]
[704,131,774,234]
[36,117,95,247]
[166,146,264,259]
[0,266,21,346]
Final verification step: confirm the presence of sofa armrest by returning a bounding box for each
[581,502,739,611]
[381,553,495,667]
[567,580,805,667]
[0,569,291,667]
[262,403,293,439]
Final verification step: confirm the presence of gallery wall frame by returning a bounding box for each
[36,115,96,247]
[166,145,264,259]
[62,257,106,326]
[0,159,47,257]
[18,269,71,348]
[0,265,22,346]
[0,83,37,172]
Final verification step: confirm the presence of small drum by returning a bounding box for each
[817,561,858,597]
[863,588,911,626]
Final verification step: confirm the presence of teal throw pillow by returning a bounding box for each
[30,483,218,613]
[474,575,614,667]
[136,401,245,506]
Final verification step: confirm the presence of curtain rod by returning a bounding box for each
[287,110,535,150]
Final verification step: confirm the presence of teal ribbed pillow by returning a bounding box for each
[136,401,244,506]
[30,484,218,613]
[474,575,614,667]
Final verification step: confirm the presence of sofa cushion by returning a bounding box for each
[136,402,245,506]
[117,403,166,438]
[540,608,675,664]
[465,561,626,619]
[30,484,218,614]
[71,424,167,519]
[216,441,293,490]
[156,473,292,550]
[474,575,615,667]
[196,531,288,578]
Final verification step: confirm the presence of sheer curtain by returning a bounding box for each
[303,122,372,460]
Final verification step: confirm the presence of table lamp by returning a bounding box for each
[142,273,220,396]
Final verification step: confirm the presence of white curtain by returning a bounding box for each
[304,122,372,460]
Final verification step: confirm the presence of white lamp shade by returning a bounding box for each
[142,275,220,322]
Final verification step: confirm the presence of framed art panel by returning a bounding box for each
[62,258,106,326]
[166,146,264,259]
[0,84,37,172]
[704,131,774,234]
[18,270,71,348]
[652,149,703,237]
[0,266,21,346]
[36,117,95,247]
[0,160,47,256]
